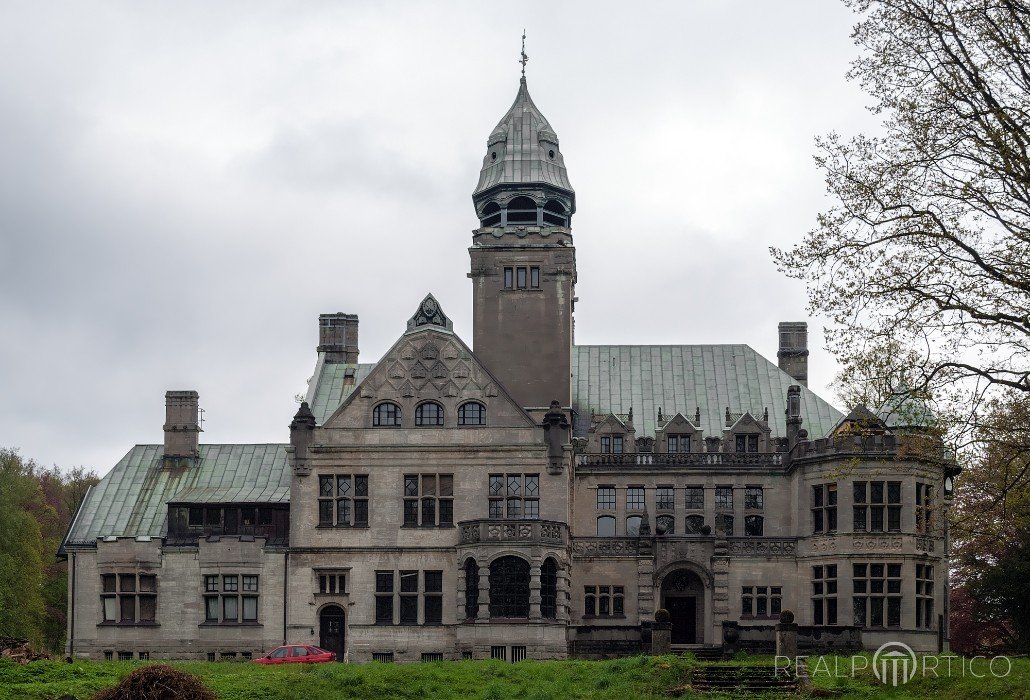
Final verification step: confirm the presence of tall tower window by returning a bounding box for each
[506,196,538,224]
[480,201,502,227]
[542,200,567,226]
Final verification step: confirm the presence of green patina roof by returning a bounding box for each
[571,345,843,440]
[308,362,376,424]
[63,444,288,548]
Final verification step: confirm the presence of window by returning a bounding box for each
[399,570,418,625]
[318,474,369,527]
[626,486,645,510]
[853,563,902,627]
[512,646,527,663]
[118,651,133,661]
[422,652,444,662]
[596,486,616,510]
[414,401,444,426]
[685,487,704,510]
[916,483,934,534]
[372,402,401,427]
[916,564,934,628]
[530,267,540,289]
[715,487,733,510]
[741,586,781,618]
[138,652,150,660]
[489,556,530,618]
[596,515,616,536]
[488,474,539,519]
[656,514,675,534]
[424,570,443,625]
[584,585,624,617]
[540,558,558,619]
[685,514,705,534]
[744,487,764,510]
[404,474,453,527]
[600,435,625,454]
[626,515,642,536]
[491,646,507,661]
[853,481,901,532]
[716,513,734,536]
[656,486,675,511]
[517,266,528,289]
[458,401,486,426]
[317,571,347,595]
[100,572,156,624]
[504,267,514,289]
[735,434,759,452]
[202,573,258,624]
[812,484,838,533]
[464,559,479,619]
[667,435,691,453]
[372,652,395,663]
[375,571,394,625]
[812,565,838,625]
[744,515,764,536]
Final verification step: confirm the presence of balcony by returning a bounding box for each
[458,519,567,546]
[576,452,783,469]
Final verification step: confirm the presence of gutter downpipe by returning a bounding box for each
[283,552,288,646]
[68,551,75,660]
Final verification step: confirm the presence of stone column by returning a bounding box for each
[711,540,730,643]
[529,563,542,620]
[652,610,671,655]
[477,562,490,621]
[556,566,571,622]
[775,611,798,659]
[457,561,468,622]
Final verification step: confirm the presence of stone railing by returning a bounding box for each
[725,537,798,557]
[570,537,641,557]
[576,452,783,468]
[458,519,566,546]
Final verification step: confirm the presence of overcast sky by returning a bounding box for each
[0,1,881,474]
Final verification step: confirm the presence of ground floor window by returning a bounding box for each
[488,557,529,618]
[584,584,624,617]
[101,572,156,624]
[812,565,838,625]
[916,564,934,628]
[375,569,443,625]
[203,573,258,624]
[853,562,902,628]
[741,585,781,618]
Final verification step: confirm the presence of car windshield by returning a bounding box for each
[270,648,288,658]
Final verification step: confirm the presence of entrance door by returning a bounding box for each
[319,606,345,661]
[667,597,697,644]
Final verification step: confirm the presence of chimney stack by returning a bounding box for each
[777,321,809,387]
[164,390,201,465]
[318,313,359,364]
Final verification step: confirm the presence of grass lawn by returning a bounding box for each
[0,653,1027,699]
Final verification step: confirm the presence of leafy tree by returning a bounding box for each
[772,0,1030,446]
[0,449,49,642]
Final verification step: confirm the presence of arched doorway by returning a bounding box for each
[319,605,345,661]
[661,569,705,645]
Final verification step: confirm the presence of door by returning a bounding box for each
[667,596,697,644]
[319,606,345,661]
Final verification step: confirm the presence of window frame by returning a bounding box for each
[201,572,258,625]
[100,572,157,625]
[317,474,370,527]
[457,401,486,426]
[852,562,903,628]
[488,473,539,520]
[414,401,445,427]
[403,473,454,527]
[812,564,838,626]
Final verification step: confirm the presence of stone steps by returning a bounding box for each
[690,664,798,693]
[685,646,725,661]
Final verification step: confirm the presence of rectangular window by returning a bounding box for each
[584,585,624,617]
[853,481,901,532]
[491,646,507,661]
[101,572,156,625]
[512,646,527,663]
[916,564,934,629]
[667,435,691,453]
[744,487,764,510]
[744,515,764,536]
[626,486,645,510]
[735,434,760,452]
[317,571,347,595]
[715,487,733,510]
[741,586,781,618]
[812,483,838,533]
[504,267,513,289]
[404,474,454,527]
[916,482,934,534]
[530,267,540,289]
[516,267,527,289]
[375,571,394,625]
[422,652,444,662]
[489,473,538,519]
[812,564,838,625]
[853,562,902,628]
[656,486,675,511]
[600,436,610,453]
[596,486,616,510]
[685,487,704,510]
[318,474,369,527]
[716,513,734,537]
[424,570,443,626]
[372,652,395,663]
[200,572,257,624]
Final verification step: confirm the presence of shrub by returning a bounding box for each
[90,664,215,700]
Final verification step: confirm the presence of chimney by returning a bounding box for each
[777,321,809,387]
[164,390,201,465]
[318,313,359,364]
[785,385,803,451]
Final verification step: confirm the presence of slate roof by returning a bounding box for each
[308,361,376,424]
[570,345,843,440]
[62,444,288,550]
[474,77,574,196]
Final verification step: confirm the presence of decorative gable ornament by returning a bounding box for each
[407,293,453,332]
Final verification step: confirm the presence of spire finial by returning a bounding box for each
[519,30,529,79]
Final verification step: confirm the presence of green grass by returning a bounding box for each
[0,654,1027,700]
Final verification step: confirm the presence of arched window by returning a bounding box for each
[464,559,479,620]
[626,515,643,537]
[685,514,705,534]
[372,402,401,427]
[488,556,529,618]
[506,196,538,224]
[414,401,444,426]
[656,514,675,535]
[745,515,764,537]
[540,558,558,619]
[542,200,567,226]
[596,515,616,537]
[480,201,501,227]
[458,401,486,426]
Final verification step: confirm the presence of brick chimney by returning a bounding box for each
[163,390,201,465]
[777,322,809,387]
[318,313,359,364]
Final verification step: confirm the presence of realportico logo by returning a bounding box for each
[872,641,918,686]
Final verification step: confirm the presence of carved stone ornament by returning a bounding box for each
[406,293,454,331]
[571,539,639,557]
[852,536,904,551]
[809,536,838,553]
[915,536,937,553]
[727,539,797,557]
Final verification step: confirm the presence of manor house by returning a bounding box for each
[61,74,958,662]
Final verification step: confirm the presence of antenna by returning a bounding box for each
[519,30,529,77]
[198,407,206,430]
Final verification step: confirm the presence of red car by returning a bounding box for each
[254,645,337,664]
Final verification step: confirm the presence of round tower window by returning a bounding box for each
[548,149,555,159]
[491,151,497,161]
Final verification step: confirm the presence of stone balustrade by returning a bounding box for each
[458,519,566,546]
[576,452,783,468]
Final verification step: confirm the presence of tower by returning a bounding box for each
[469,73,577,410]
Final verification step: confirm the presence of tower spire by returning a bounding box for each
[519,30,528,80]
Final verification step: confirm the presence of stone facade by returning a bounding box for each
[62,76,958,663]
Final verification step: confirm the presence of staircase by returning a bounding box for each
[689,664,798,694]
[685,646,725,661]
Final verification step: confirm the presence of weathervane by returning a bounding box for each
[519,30,528,77]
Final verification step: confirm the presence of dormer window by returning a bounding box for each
[600,436,624,454]
[414,402,444,427]
[667,435,691,453]
[735,434,759,453]
[373,402,401,427]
